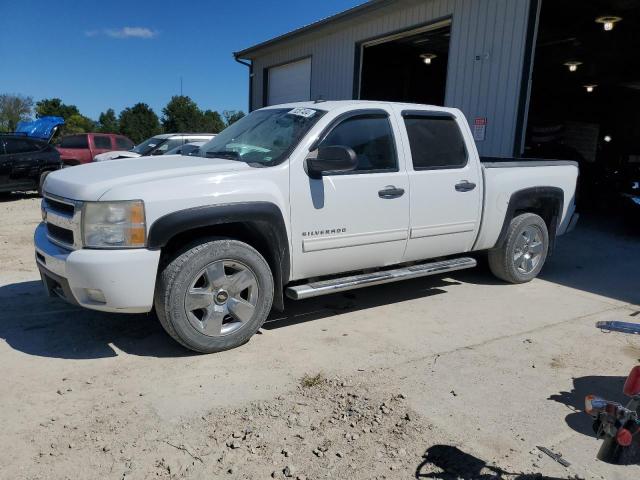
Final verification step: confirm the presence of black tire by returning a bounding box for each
[488,213,549,283]
[154,238,274,353]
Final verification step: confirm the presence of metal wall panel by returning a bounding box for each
[246,0,532,157]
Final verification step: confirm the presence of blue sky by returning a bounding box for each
[0,0,362,120]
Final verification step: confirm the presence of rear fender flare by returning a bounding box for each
[494,187,564,252]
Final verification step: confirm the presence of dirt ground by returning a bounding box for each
[1,193,639,480]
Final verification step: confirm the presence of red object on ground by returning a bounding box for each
[616,428,633,447]
[623,366,640,397]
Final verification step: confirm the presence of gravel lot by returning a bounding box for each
[1,193,639,479]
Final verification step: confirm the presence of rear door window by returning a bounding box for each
[93,135,112,149]
[115,136,134,150]
[402,113,467,170]
[59,135,89,149]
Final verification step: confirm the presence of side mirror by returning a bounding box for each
[306,145,357,179]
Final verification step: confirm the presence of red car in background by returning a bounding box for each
[56,133,134,166]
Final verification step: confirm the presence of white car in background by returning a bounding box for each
[94,133,214,161]
[164,141,207,156]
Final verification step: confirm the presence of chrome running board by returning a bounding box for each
[286,257,476,300]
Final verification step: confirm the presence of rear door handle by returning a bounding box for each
[378,185,405,199]
[455,180,476,192]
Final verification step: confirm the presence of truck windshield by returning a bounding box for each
[199,107,325,166]
[132,136,166,155]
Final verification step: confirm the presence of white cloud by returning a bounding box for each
[85,27,158,39]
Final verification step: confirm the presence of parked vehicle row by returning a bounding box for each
[36,100,579,353]
[0,118,216,195]
[57,133,134,166]
[93,134,215,162]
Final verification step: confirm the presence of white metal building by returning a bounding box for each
[235,0,639,166]
[234,0,536,157]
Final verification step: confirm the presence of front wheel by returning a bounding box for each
[155,239,274,353]
[488,213,549,283]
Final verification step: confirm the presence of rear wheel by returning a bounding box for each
[154,239,274,353]
[488,213,549,283]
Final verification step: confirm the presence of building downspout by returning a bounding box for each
[234,56,254,112]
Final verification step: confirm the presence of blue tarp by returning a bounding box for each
[15,116,65,140]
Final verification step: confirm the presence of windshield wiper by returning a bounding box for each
[205,150,240,160]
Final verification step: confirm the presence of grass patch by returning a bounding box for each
[300,372,326,388]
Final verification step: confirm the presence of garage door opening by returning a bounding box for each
[358,21,451,105]
[524,0,640,208]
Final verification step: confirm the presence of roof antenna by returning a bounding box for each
[314,95,326,104]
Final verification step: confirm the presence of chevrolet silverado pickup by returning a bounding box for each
[35,101,579,353]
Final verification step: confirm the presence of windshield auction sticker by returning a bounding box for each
[288,108,316,118]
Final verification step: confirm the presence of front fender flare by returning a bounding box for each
[147,202,290,310]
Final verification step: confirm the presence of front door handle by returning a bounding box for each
[455,180,476,192]
[378,185,405,199]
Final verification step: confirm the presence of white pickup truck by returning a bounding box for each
[36,101,579,352]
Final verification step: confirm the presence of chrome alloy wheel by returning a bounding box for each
[184,260,259,337]
[513,225,544,274]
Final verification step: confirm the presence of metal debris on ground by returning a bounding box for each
[536,445,570,467]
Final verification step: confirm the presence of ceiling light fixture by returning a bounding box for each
[595,16,622,31]
[420,53,437,65]
[564,61,582,72]
[604,135,612,143]
[584,84,597,93]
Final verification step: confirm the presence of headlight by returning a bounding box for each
[82,200,146,248]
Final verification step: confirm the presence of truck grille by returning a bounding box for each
[46,223,74,245]
[42,194,83,250]
[45,197,75,216]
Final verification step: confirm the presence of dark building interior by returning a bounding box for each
[525,0,640,207]
[359,24,451,106]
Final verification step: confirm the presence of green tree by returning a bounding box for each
[35,98,80,119]
[223,110,245,126]
[64,114,97,134]
[162,95,203,133]
[200,109,225,133]
[0,93,33,132]
[118,103,161,143]
[98,108,119,133]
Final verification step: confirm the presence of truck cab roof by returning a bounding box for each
[262,99,461,115]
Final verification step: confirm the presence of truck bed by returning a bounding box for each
[472,157,579,251]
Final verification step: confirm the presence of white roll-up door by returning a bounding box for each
[267,57,311,105]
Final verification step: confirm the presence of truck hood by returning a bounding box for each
[94,150,142,162]
[44,155,251,201]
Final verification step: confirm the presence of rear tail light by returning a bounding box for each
[616,428,634,447]
[623,366,640,397]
